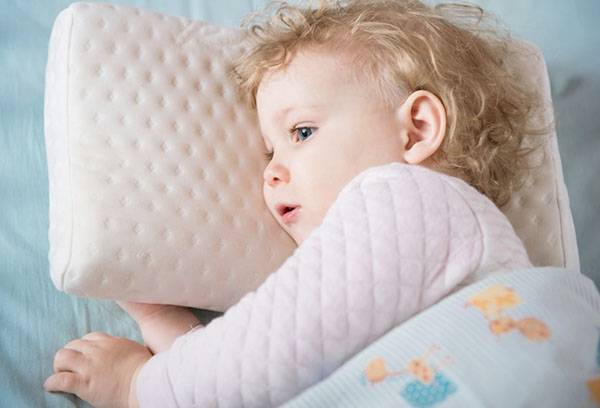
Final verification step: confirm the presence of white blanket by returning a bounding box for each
[135,162,532,407]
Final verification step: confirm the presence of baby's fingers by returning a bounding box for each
[44,372,83,395]
[53,348,85,373]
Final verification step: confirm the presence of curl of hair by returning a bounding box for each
[232,0,551,207]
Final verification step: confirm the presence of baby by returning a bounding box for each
[44,0,545,406]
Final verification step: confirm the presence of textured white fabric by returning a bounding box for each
[44,2,577,311]
[136,163,532,407]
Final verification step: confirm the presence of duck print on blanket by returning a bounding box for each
[465,283,551,341]
[361,345,457,407]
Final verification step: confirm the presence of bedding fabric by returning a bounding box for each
[135,162,533,407]
[283,266,600,407]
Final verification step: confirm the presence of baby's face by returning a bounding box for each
[256,48,408,245]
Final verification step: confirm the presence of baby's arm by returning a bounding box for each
[133,165,488,407]
[117,301,201,354]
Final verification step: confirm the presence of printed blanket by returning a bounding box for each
[284,267,600,408]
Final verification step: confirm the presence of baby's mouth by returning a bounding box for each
[276,204,301,225]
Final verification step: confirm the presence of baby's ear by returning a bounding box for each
[397,90,447,164]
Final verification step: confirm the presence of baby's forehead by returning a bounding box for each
[258,50,375,111]
[263,45,364,85]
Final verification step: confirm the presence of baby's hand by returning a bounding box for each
[44,332,152,408]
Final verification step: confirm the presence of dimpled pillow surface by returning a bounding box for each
[44,2,295,311]
[44,2,578,311]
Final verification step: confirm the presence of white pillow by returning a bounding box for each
[44,2,296,311]
[44,2,579,311]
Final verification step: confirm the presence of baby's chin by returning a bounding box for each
[288,224,318,247]
[286,229,303,247]
[278,222,304,247]
[279,212,322,247]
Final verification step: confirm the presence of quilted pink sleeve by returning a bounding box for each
[135,163,523,407]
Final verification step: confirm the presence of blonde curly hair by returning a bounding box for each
[232,0,549,207]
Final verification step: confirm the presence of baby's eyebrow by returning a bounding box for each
[274,106,293,121]
[274,104,321,122]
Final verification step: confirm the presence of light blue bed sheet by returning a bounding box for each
[1,1,599,407]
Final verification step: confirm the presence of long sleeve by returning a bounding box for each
[135,163,529,407]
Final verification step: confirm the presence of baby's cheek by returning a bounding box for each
[262,188,275,216]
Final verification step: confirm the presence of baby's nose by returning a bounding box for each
[263,162,290,187]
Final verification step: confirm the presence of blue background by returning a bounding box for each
[1,1,598,406]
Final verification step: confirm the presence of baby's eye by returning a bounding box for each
[291,126,316,142]
[264,151,274,162]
